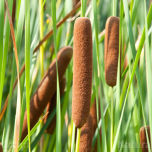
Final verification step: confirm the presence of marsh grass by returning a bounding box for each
[0,0,152,152]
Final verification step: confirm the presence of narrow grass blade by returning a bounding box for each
[51,0,61,151]
[25,0,31,150]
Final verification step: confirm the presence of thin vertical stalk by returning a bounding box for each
[39,0,44,77]
[71,122,76,152]
[75,128,80,152]
[51,0,61,151]
[25,0,31,150]
[0,0,4,111]
[81,0,87,17]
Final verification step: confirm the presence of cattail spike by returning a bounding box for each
[104,16,119,87]
[140,126,151,152]
[72,17,92,128]
[79,114,93,152]
[21,46,73,140]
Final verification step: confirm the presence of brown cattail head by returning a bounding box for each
[44,77,66,134]
[140,126,151,152]
[104,16,119,87]
[0,143,3,152]
[72,17,92,128]
[21,46,73,140]
[79,114,93,152]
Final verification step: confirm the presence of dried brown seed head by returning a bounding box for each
[140,126,151,152]
[104,16,119,87]
[72,17,92,128]
[21,46,73,140]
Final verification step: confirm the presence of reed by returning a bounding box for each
[72,17,92,128]
[104,16,119,87]
[43,77,66,134]
[140,126,151,152]
[21,46,73,140]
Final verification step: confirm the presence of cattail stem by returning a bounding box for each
[111,89,114,151]
[71,122,76,152]
[75,128,81,152]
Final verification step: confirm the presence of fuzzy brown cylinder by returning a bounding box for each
[0,143,3,152]
[104,16,119,87]
[72,17,92,128]
[43,77,66,134]
[140,126,151,152]
[79,114,93,152]
[21,46,73,140]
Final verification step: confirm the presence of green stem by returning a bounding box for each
[39,0,44,77]
[111,88,114,151]
[25,0,31,150]
[71,122,76,152]
[75,128,81,152]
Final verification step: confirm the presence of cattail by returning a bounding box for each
[44,77,66,134]
[104,16,119,87]
[0,143,3,152]
[79,114,93,152]
[21,46,73,140]
[140,126,151,152]
[72,17,92,128]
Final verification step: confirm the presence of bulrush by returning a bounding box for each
[104,16,119,87]
[72,17,92,128]
[43,77,66,134]
[0,143,3,152]
[21,46,73,140]
[79,114,93,152]
[140,126,151,152]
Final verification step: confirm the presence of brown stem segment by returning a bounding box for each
[43,77,66,134]
[21,46,73,140]
[72,17,92,128]
[140,126,151,152]
[104,16,119,87]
